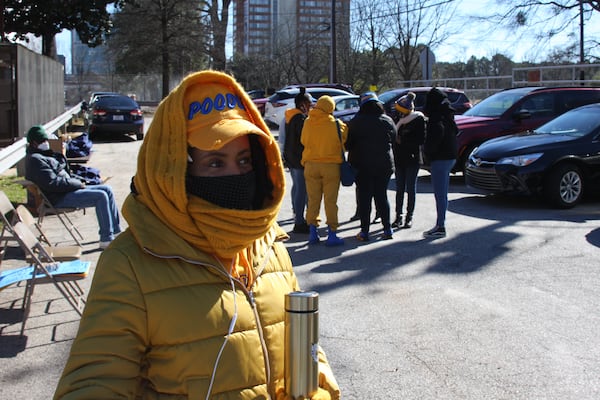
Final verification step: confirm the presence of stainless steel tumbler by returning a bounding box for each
[285,291,319,399]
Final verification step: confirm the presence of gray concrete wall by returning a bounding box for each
[16,44,64,138]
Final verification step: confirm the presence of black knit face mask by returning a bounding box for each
[186,170,257,210]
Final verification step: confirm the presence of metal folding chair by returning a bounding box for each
[18,179,85,245]
[3,221,89,336]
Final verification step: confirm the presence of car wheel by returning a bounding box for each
[136,132,144,140]
[459,145,477,175]
[544,163,583,208]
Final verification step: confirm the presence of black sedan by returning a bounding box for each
[88,94,144,140]
[465,103,600,208]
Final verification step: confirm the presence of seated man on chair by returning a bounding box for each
[24,125,121,249]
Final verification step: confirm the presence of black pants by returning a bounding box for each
[356,171,392,234]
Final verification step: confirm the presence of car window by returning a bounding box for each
[336,98,359,111]
[414,93,427,109]
[446,93,461,103]
[558,90,600,113]
[536,106,600,137]
[269,92,295,102]
[308,89,347,98]
[520,93,555,118]
[464,91,529,117]
[96,96,137,108]
[379,91,404,104]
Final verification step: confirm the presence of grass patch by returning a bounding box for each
[0,174,27,204]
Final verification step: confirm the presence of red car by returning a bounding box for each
[247,89,269,116]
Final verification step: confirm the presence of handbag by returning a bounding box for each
[336,120,356,186]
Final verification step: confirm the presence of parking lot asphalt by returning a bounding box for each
[1,123,599,399]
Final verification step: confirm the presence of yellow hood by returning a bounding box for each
[127,70,285,258]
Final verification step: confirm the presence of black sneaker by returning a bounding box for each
[349,213,360,222]
[423,226,446,238]
[391,216,402,229]
[293,223,310,234]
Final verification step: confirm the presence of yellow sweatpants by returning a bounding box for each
[304,161,341,231]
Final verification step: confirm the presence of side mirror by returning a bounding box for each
[513,109,531,121]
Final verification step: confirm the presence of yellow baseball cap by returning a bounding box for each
[184,81,270,151]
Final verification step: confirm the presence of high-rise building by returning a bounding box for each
[70,31,111,75]
[233,0,350,59]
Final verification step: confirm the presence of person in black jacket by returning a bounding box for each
[24,125,121,249]
[392,92,426,229]
[422,88,458,238]
[346,92,396,241]
[283,87,313,233]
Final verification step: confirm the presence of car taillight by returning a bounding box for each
[130,109,143,117]
[93,109,107,116]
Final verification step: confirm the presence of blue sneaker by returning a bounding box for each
[325,228,344,246]
[381,229,393,240]
[356,231,369,242]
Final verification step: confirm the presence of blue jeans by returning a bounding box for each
[54,185,121,242]
[395,163,419,217]
[290,168,307,225]
[430,159,455,228]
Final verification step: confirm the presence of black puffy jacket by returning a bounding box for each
[346,111,396,176]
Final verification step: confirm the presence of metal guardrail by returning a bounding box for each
[0,103,83,174]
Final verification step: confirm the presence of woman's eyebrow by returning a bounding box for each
[194,150,226,160]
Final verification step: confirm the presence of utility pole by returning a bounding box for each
[579,0,585,83]
[0,0,5,42]
[329,0,337,83]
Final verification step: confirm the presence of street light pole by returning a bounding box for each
[579,0,585,83]
[329,0,336,83]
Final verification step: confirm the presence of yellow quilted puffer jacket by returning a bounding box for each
[54,70,340,399]
[54,197,339,399]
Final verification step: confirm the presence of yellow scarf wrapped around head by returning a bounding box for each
[129,70,285,259]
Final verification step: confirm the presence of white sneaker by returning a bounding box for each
[99,240,112,250]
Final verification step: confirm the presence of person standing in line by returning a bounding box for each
[54,70,340,399]
[283,87,312,234]
[301,95,347,246]
[422,87,458,238]
[392,92,426,229]
[345,92,396,242]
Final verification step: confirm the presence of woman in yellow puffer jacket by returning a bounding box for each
[300,95,348,246]
[53,71,340,400]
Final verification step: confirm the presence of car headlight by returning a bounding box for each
[497,153,543,166]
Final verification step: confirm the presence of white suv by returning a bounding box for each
[264,87,351,128]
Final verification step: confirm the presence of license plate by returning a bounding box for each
[113,115,124,121]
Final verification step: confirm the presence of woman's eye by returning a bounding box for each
[239,156,252,167]
[207,159,224,168]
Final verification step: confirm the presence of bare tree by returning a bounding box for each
[490,0,600,62]
[351,0,392,90]
[201,0,231,71]
[108,0,207,97]
[384,0,457,83]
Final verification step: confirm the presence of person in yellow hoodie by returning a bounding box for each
[301,95,348,246]
[53,71,340,400]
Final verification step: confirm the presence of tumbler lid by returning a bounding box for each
[285,291,319,312]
